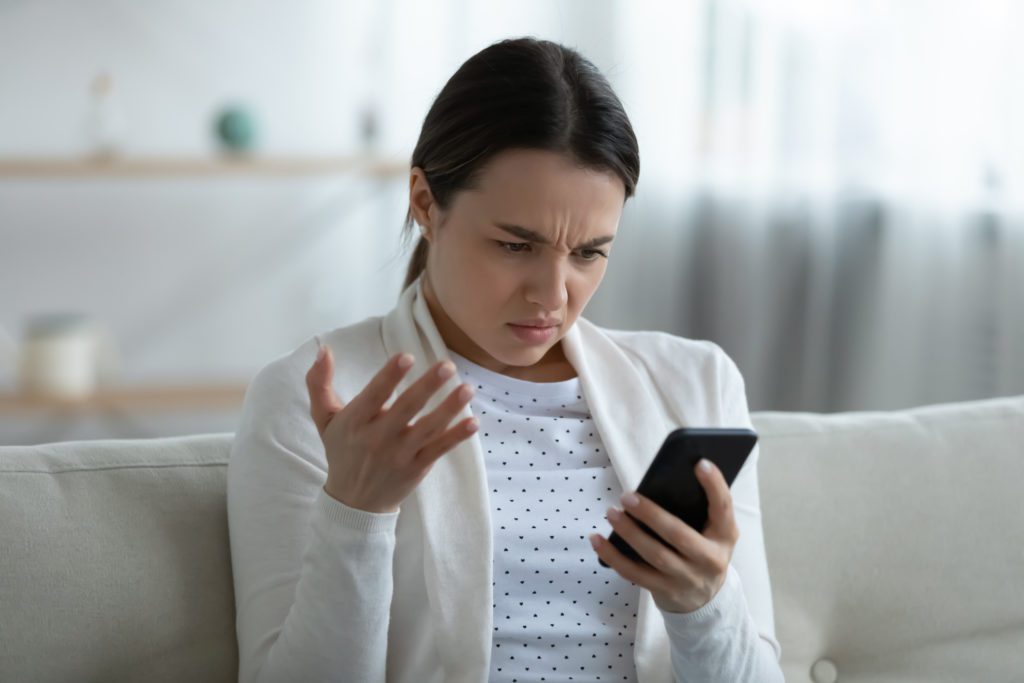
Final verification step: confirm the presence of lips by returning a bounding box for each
[507,320,559,344]
[509,320,560,328]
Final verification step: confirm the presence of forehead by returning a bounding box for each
[463,148,625,227]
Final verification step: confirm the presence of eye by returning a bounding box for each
[577,249,608,261]
[497,240,531,254]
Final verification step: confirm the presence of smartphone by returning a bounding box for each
[598,427,758,569]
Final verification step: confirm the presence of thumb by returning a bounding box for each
[306,341,344,437]
[697,459,737,540]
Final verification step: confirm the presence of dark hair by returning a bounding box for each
[400,36,640,290]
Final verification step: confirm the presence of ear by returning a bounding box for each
[409,167,436,240]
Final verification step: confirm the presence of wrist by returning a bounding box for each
[322,482,398,514]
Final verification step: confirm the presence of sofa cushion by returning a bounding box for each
[752,394,1024,682]
[0,432,237,683]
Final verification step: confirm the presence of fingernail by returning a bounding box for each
[438,362,455,378]
[398,353,414,369]
[620,492,639,508]
[589,534,601,549]
[607,506,622,521]
[698,458,712,473]
[316,345,326,363]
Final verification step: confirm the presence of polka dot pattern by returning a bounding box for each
[449,350,641,683]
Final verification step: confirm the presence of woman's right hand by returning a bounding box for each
[305,342,479,514]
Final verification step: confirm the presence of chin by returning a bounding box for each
[496,343,544,364]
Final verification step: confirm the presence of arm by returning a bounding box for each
[227,346,398,683]
[662,548,782,681]
[661,348,783,681]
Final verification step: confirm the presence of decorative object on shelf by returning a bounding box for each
[213,104,258,154]
[84,71,125,160]
[359,100,380,154]
[0,327,16,392]
[14,313,121,400]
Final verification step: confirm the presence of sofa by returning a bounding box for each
[1,393,1022,682]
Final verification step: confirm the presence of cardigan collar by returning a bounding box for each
[381,275,675,682]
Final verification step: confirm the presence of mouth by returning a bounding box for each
[508,320,562,328]
[507,321,560,344]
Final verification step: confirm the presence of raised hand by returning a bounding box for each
[305,341,479,514]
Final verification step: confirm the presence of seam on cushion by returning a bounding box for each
[0,461,229,475]
[754,411,1023,439]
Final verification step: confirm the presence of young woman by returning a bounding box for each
[228,37,783,683]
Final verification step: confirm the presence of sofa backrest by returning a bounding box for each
[0,432,237,683]
[751,393,1024,682]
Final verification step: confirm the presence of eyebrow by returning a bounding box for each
[493,222,615,250]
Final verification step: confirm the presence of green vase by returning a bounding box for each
[214,106,257,152]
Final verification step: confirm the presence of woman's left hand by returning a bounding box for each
[589,458,739,614]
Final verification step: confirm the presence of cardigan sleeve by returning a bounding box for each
[227,343,399,683]
[659,344,784,681]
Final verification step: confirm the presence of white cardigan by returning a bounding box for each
[228,275,781,682]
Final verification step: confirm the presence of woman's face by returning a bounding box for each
[409,148,626,376]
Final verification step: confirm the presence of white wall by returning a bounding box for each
[0,0,623,444]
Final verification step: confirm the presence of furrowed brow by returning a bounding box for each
[493,222,614,250]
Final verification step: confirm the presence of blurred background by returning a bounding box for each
[2,0,1023,445]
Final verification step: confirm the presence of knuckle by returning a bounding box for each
[438,434,461,455]
[393,423,414,445]
[417,436,443,459]
[709,549,729,574]
[666,529,689,550]
[399,419,423,446]
[407,419,436,444]
[651,550,672,571]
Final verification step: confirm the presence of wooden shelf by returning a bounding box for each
[0,154,409,179]
[0,383,249,415]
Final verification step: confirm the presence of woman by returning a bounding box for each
[228,37,783,682]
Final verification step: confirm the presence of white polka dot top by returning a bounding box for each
[448,349,642,683]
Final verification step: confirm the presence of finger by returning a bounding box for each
[305,342,345,437]
[696,459,740,543]
[618,491,708,562]
[404,382,475,445]
[589,531,667,592]
[381,359,458,431]
[604,506,691,577]
[345,352,416,425]
[414,416,479,467]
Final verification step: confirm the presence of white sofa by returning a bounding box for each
[2,394,1022,682]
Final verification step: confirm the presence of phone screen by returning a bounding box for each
[599,427,757,569]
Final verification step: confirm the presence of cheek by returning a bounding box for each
[568,268,604,310]
[451,252,514,319]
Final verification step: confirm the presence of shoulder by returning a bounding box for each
[579,318,746,422]
[590,321,740,385]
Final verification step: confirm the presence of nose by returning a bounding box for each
[525,257,569,313]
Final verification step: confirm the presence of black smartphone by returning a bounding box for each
[598,427,758,569]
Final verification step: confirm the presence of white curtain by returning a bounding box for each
[585,0,1024,412]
